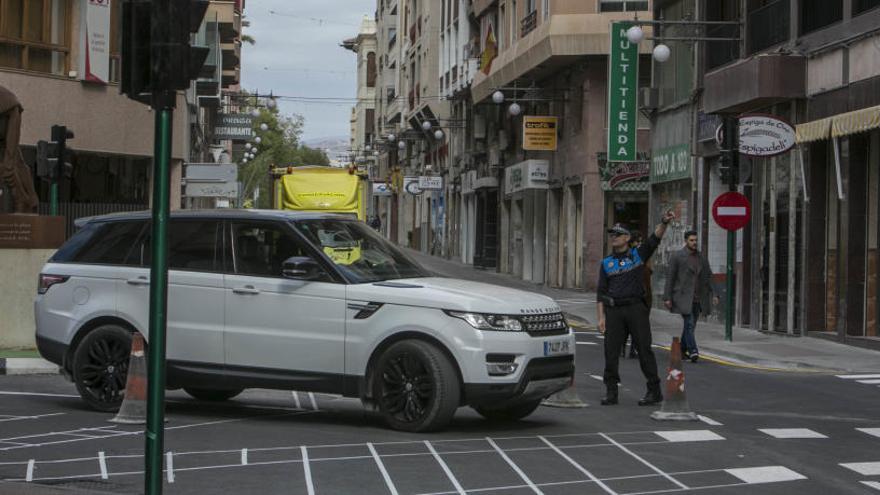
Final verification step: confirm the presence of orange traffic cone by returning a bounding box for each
[651,337,698,421]
[109,332,147,424]
[542,375,588,408]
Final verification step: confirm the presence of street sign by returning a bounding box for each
[419,176,443,190]
[712,191,751,231]
[403,176,423,195]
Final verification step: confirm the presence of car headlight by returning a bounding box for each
[445,311,523,331]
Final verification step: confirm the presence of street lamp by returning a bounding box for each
[387,133,396,142]
[626,25,645,44]
[267,98,277,109]
[365,145,372,152]
[260,123,269,131]
[398,140,406,150]
[492,90,505,104]
[245,143,252,150]
[434,129,444,140]
[242,158,248,163]
[508,102,522,116]
[421,121,432,131]
[251,108,261,117]
[252,148,258,154]
[653,43,671,62]
[255,136,262,144]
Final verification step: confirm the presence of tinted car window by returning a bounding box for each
[51,222,104,262]
[71,221,146,266]
[141,220,221,272]
[231,222,313,278]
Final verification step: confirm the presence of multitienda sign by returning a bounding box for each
[607,21,639,162]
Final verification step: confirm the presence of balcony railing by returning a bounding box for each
[748,0,789,54]
[705,24,740,70]
[521,11,537,37]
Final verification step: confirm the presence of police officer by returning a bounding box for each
[596,210,674,406]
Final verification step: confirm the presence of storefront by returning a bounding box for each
[649,143,693,305]
[502,159,549,283]
[599,152,650,243]
[798,104,880,347]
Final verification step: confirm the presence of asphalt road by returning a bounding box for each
[1,328,879,495]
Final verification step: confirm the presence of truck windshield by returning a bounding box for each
[292,219,431,283]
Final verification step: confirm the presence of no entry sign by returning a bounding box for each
[712,192,751,231]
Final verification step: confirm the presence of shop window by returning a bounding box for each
[599,0,649,12]
[800,0,842,36]
[854,0,880,15]
[0,0,70,75]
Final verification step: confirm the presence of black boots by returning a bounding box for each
[638,384,663,406]
[600,385,618,405]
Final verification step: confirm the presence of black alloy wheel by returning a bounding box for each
[374,340,459,432]
[72,325,133,412]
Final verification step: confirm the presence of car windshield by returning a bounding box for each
[292,218,431,283]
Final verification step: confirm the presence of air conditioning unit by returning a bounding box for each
[639,87,659,111]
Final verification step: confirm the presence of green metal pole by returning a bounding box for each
[725,229,734,341]
[50,181,58,216]
[145,106,172,495]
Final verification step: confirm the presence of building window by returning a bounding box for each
[366,52,377,88]
[0,0,70,75]
[854,0,880,15]
[599,0,650,12]
[746,0,789,55]
[654,0,695,107]
[800,0,842,36]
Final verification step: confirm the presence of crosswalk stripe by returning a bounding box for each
[725,466,806,484]
[758,428,827,439]
[856,379,880,384]
[836,374,880,379]
[862,481,880,491]
[857,428,880,438]
[841,462,880,476]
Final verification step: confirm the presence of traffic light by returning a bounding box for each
[121,0,210,107]
[36,126,74,180]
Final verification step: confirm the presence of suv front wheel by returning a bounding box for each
[72,325,132,412]
[373,340,460,432]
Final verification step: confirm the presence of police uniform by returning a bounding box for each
[597,226,662,403]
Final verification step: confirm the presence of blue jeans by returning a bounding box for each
[680,302,701,355]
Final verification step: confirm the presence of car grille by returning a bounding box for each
[520,313,569,336]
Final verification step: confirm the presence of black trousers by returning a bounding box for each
[603,304,660,388]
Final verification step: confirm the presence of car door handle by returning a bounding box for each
[232,286,261,295]
[126,277,150,286]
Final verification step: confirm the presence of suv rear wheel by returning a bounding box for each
[373,340,460,432]
[72,325,132,412]
[473,399,542,422]
[184,388,244,401]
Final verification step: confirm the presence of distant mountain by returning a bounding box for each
[303,135,350,168]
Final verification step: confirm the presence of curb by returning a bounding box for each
[0,358,60,376]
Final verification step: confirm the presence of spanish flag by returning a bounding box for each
[480,24,497,75]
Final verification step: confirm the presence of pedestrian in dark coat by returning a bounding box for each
[663,230,720,362]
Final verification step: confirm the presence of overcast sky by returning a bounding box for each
[241,1,370,143]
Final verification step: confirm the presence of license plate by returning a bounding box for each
[543,340,570,356]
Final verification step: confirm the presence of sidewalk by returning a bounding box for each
[405,248,880,373]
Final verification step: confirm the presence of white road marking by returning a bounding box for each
[576,342,598,346]
[308,392,319,411]
[539,436,617,495]
[0,413,66,423]
[856,379,880,384]
[758,428,828,439]
[725,466,807,484]
[836,374,880,379]
[424,441,466,495]
[697,415,723,426]
[292,391,302,410]
[857,428,880,438]
[368,442,400,495]
[25,459,34,482]
[653,430,725,443]
[840,462,880,476]
[241,448,248,466]
[589,375,604,381]
[599,433,688,490]
[0,391,79,398]
[98,451,108,479]
[862,481,880,491]
[486,437,542,494]
[166,451,174,483]
[301,446,315,495]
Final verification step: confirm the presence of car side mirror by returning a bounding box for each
[282,257,324,281]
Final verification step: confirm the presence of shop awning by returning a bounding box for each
[795,117,832,144]
[796,104,880,143]
[832,105,880,138]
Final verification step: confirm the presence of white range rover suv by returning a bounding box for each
[35,210,575,432]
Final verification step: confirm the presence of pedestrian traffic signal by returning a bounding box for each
[120,0,210,107]
[36,126,74,180]
[35,140,58,179]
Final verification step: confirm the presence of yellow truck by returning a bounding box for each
[271,165,369,265]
